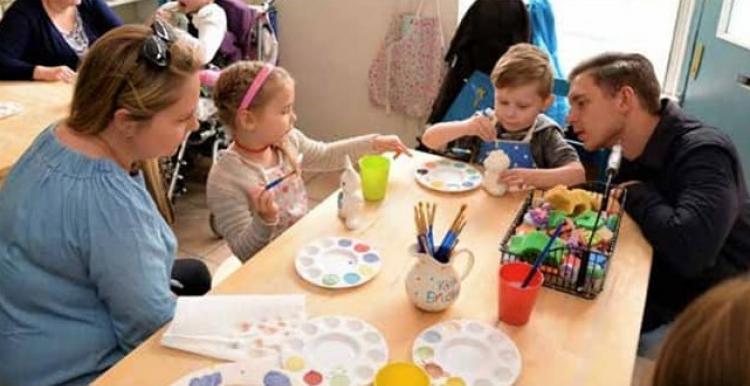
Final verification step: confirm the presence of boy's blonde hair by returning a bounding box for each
[652,276,750,386]
[212,61,293,130]
[490,43,553,98]
[68,25,202,134]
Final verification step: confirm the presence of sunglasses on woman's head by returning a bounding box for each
[140,20,175,68]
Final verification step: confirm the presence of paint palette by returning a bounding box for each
[295,237,382,289]
[412,319,522,386]
[169,362,296,386]
[415,159,483,193]
[280,315,389,385]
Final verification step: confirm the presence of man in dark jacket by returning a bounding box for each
[566,52,750,334]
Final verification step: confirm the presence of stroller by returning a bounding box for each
[150,0,278,224]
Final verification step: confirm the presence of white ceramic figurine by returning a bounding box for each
[483,149,511,196]
[338,156,365,230]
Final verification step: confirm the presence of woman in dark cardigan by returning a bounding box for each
[0,0,122,82]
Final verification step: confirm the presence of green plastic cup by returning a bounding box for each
[359,155,390,201]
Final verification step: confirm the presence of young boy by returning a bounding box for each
[422,43,585,189]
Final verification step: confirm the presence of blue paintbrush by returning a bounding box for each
[521,222,565,288]
[264,154,304,191]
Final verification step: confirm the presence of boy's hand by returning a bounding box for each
[468,114,496,142]
[247,186,279,224]
[372,135,412,158]
[500,168,535,188]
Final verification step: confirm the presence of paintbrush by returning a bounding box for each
[264,154,304,191]
[522,222,565,288]
[435,204,467,262]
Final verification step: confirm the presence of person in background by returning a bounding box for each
[0,23,210,386]
[566,52,750,339]
[651,275,750,386]
[207,61,410,261]
[0,0,122,82]
[421,43,585,189]
[154,0,226,65]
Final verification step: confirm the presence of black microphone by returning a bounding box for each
[578,144,621,291]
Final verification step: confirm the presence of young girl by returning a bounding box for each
[422,44,585,189]
[207,61,409,262]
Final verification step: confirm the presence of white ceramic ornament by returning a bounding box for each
[483,149,511,196]
[338,155,365,230]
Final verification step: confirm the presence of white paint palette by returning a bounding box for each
[412,319,522,386]
[295,237,382,289]
[169,362,294,386]
[415,159,483,193]
[280,315,389,385]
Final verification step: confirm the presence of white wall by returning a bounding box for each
[275,0,458,145]
[110,0,158,24]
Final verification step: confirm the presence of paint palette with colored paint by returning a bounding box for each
[412,319,522,386]
[169,362,298,386]
[415,159,483,193]
[280,315,389,385]
[295,237,382,289]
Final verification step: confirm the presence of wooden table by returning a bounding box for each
[0,81,73,180]
[93,152,652,386]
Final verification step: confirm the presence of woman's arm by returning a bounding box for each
[85,0,123,32]
[87,202,177,352]
[0,9,37,80]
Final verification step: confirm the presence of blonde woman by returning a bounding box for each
[0,23,209,386]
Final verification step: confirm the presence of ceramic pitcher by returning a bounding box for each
[405,245,475,312]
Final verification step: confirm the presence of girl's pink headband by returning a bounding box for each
[198,64,275,111]
[239,64,275,111]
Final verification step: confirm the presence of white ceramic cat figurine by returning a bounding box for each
[483,149,511,196]
[337,156,364,230]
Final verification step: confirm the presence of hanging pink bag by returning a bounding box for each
[368,0,446,119]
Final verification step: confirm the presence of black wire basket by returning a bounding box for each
[499,182,627,299]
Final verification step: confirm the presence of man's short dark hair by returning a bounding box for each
[569,53,661,114]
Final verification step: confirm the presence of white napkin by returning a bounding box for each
[161,294,306,362]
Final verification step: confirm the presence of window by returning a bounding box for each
[550,0,680,84]
[718,0,750,49]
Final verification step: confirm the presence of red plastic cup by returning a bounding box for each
[498,262,544,326]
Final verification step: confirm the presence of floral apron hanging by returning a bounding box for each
[368,0,446,119]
